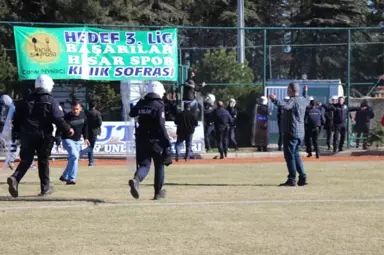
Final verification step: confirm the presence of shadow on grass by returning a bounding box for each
[0,182,41,185]
[0,196,105,203]
[143,183,277,187]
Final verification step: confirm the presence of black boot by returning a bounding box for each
[129,178,140,199]
[298,177,308,186]
[279,179,297,187]
[154,190,167,200]
[7,176,19,198]
[39,186,54,196]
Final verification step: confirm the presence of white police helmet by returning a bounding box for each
[205,94,216,105]
[229,98,236,107]
[308,96,314,101]
[331,95,338,100]
[260,96,268,105]
[284,96,290,102]
[147,81,165,97]
[35,74,55,93]
[0,95,13,106]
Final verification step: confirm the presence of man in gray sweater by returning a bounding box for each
[269,83,309,187]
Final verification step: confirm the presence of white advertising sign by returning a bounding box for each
[51,121,205,155]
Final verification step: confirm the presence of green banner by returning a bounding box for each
[13,26,178,81]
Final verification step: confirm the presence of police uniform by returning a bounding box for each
[7,75,72,197]
[226,98,238,150]
[212,105,233,159]
[254,97,269,152]
[305,104,325,158]
[128,82,170,200]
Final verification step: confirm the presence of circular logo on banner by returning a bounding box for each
[25,32,60,64]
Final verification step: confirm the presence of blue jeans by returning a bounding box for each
[175,133,193,160]
[283,135,306,180]
[80,137,96,165]
[62,139,82,181]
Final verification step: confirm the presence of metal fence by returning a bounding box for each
[0,22,383,148]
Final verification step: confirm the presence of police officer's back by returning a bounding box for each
[212,101,233,159]
[128,81,171,200]
[212,101,233,130]
[304,100,324,158]
[305,102,325,130]
[7,75,73,198]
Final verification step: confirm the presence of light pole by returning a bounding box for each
[237,0,245,64]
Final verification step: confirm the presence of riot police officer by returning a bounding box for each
[203,94,216,152]
[254,96,269,152]
[226,98,238,150]
[212,101,233,159]
[128,81,171,200]
[305,100,325,158]
[7,74,73,197]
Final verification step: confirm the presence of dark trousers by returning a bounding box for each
[305,127,320,156]
[228,126,237,149]
[277,124,283,150]
[325,126,333,149]
[12,134,54,193]
[216,126,229,156]
[134,140,165,194]
[204,124,215,151]
[87,136,97,164]
[356,127,369,149]
[175,132,193,160]
[333,124,346,151]
[283,135,306,181]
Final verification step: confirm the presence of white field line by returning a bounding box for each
[0,199,383,211]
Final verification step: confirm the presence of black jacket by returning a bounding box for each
[183,78,202,101]
[204,103,215,126]
[305,107,325,129]
[354,106,374,129]
[227,106,237,127]
[129,93,170,146]
[175,109,198,135]
[85,108,102,137]
[13,88,70,137]
[322,104,334,128]
[212,108,233,130]
[330,103,359,126]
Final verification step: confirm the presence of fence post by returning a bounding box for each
[263,29,267,90]
[347,29,351,149]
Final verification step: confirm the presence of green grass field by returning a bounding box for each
[0,160,383,255]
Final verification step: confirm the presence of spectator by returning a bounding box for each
[269,83,309,187]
